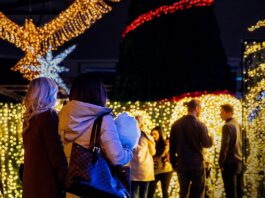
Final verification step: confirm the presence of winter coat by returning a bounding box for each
[219,118,242,167]
[23,109,68,198]
[59,100,133,165]
[130,131,156,181]
[170,115,213,171]
[59,100,133,197]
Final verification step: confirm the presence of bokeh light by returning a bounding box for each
[0,92,242,197]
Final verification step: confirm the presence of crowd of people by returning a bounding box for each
[21,75,243,198]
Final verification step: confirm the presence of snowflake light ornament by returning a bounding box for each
[28,45,76,94]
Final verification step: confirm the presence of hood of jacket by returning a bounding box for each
[59,100,112,142]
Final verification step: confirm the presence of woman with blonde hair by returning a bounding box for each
[22,77,68,198]
[130,115,156,198]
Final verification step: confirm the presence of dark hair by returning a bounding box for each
[221,104,234,114]
[69,73,107,107]
[151,126,166,157]
[184,99,201,112]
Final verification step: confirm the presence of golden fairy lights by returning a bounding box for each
[0,93,241,197]
[108,93,241,197]
[0,0,112,80]
[243,40,265,197]
[170,94,242,198]
[243,41,265,58]
[248,63,265,78]
[248,19,265,32]
[0,103,23,198]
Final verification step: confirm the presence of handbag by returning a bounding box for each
[66,113,130,198]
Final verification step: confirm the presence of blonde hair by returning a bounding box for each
[23,77,58,132]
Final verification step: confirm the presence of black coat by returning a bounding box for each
[170,115,213,170]
[219,118,242,167]
[23,109,68,198]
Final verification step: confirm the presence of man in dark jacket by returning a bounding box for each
[170,99,213,198]
[219,104,243,198]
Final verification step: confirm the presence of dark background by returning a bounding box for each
[0,0,264,100]
[0,0,264,58]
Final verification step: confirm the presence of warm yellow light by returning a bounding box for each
[243,41,265,197]
[0,0,113,80]
[0,103,23,198]
[243,41,265,58]
[248,19,265,32]
[0,93,242,197]
[108,93,242,197]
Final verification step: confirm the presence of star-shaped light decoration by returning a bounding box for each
[0,0,115,80]
[28,45,76,94]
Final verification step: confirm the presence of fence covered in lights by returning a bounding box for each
[243,40,265,197]
[0,92,242,197]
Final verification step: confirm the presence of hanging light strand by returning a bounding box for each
[122,0,214,38]
[248,19,265,32]
[0,0,113,80]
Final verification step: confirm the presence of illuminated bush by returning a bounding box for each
[0,92,242,197]
[243,40,265,197]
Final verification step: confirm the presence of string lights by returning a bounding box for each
[28,45,76,94]
[0,0,113,80]
[0,103,23,198]
[122,0,214,38]
[248,19,265,32]
[243,41,265,58]
[0,92,241,197]
[108,92,241,197]
[243,40,265,197]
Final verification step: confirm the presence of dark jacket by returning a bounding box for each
[219,118,242,167]
[169,115,212,170]
[23,109,68,198]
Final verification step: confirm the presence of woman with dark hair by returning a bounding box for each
[148,126,173,198]
[69,74,107,106]
[22,77,68,198]
[59,73,133,198]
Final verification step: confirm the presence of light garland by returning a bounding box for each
[108,92,241,198]
[122,0,214,38]
[248,63,265,78]
[0,92,241,197]
[27,45,76,94]
[243,41,265,58]
[0,103,23,198]
[0,0,113,80]
[243,40,265,197]
[105,0,123,2]
[248,19,265,32]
